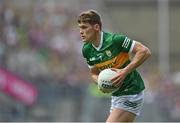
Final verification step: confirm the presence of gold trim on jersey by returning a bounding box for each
[95,52,129,70]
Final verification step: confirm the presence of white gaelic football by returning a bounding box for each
[98,68,118,93]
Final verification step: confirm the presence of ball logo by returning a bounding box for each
[101,83,116,89]
[98,68,118,93]
[101,80,116,89]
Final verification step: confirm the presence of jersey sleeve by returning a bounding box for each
[82,47,86,58]
[113,34,135,53]
[82,46,95,68]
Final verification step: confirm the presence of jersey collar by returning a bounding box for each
[92,31,103,51]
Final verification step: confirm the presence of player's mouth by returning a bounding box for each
[81,36,86,40]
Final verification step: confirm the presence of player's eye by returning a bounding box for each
[80,25,87,29]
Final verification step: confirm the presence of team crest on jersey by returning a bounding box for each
[105,50,112,57]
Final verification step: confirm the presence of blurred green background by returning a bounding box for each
[0,0,180,122]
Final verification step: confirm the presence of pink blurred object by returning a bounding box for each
[0,67,38,106]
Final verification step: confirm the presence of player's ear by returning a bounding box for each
[94,24,100,31]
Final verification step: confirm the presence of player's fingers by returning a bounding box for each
[114,83,121,87]
[111,75,119,81]
[115,81,123,87]
[112,77,121,85]
[113,79,123,87]
[111,76,119,83]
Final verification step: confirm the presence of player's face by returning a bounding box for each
[78,23,96,42]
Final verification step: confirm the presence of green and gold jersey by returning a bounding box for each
[82,32,145,96]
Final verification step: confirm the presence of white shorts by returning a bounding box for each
[110,91,144,116]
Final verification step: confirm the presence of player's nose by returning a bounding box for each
[80,30,84,35]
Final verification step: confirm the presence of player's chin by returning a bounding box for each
[82,39,88,42]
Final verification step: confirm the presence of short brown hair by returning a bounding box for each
[77,10,102,30]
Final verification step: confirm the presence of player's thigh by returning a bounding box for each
[106,108,136,122]
[107,91,144,122]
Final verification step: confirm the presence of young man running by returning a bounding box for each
[77,10,151,122]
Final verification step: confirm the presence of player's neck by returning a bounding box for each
[92,31,101,47]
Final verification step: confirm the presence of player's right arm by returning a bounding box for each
[90,67,110,93]
[90,67,100,84]
[82,45,101,84]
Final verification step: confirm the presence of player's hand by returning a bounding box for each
[110,68,128,87]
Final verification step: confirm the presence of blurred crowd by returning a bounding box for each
[0,1,91,121]
[0,0,179,122]
[0,1,90,85]
[142,71,180,121]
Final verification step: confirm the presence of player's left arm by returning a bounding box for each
[111,41,151,87]
[124,41,151,73]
